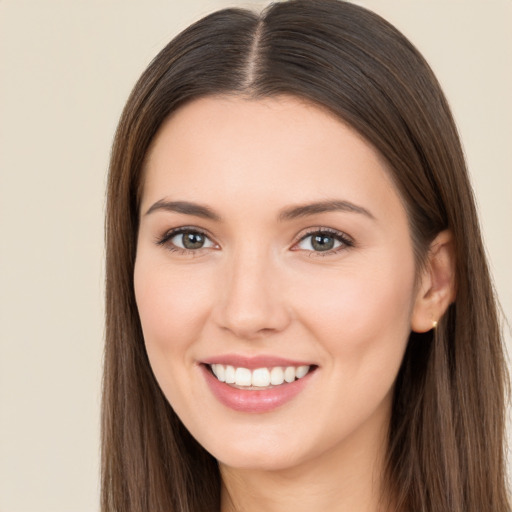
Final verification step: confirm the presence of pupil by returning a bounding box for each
[312,234,334,251]
[183,232,204,249]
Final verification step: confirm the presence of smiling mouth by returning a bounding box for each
[208,364,315,389]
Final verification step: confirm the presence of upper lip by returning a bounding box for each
[201,354,315,369]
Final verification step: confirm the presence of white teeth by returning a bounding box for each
[209,364,311,388]
[284,366,296,383]
[225,365,236,384]
[252,368,270,387]
[270,366,284,385]
[235,367,252,386]
[211,364,226,382]
[296,365,309,379]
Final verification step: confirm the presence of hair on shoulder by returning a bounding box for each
[103,2,509,511]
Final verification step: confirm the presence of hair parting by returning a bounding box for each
[103,2,509,511]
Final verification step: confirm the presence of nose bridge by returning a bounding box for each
[215,242,289,338]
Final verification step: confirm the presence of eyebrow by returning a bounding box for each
[144,198,374,222]
[278,200,375,221]
[144,199,221,221]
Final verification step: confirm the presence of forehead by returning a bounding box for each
[141,95,404,223]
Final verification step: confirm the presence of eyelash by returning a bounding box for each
[294,227,354,257]
[155,226,354,256]
[155,226,215,256]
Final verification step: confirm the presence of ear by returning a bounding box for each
[411,230,457,333]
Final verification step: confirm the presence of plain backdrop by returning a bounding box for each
[0,1,511,511]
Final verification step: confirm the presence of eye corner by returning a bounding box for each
[154,226,219,254]
[291,227,354,256]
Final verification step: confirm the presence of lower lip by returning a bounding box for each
[200,365,313,413]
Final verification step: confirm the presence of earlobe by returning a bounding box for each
[411,230,457,333]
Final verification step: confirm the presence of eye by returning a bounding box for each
[172,230,214,250]
[157,228,217,253]
[294,229,353,253]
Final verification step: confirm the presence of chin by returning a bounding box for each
[198,429,313,472]
[216,449,303,472]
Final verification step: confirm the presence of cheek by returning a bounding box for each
[133,259,213,365]
[294,250,416,361]
[288,253,416,439]
[133,257,219,421]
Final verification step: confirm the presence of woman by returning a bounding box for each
[102,1,509,511]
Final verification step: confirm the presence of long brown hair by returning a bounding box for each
[103,1,509,510]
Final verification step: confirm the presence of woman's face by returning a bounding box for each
[134,95,421,472]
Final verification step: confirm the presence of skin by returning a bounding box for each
[134,95,455,512]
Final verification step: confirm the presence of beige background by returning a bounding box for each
[0,1,510,511]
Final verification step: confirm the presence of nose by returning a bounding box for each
[213,247,292,340]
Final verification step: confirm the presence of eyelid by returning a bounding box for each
[154,225,353,256]
[155,226,219,253]
[291,227,354,254]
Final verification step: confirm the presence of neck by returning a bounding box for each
[219,418,391,512]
